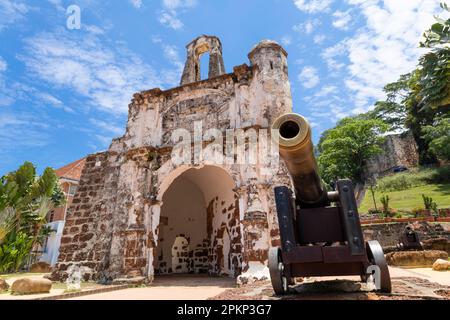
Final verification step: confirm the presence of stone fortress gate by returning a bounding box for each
[52,35,295,283]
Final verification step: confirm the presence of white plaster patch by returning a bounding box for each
[237,261,270,285]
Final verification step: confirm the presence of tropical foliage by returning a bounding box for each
[317,117,388,184]
[419,2,450,109]
[0,162,64,273]
[318,4,450,185]
[367,3,450,164]
[422,116,450,161]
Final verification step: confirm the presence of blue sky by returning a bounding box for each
[0,0,442,175]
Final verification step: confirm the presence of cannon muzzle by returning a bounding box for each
[272,113,329,207]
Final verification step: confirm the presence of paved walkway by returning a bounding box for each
[68,275,236,300]
[2,268,447,300]
[389,266,450,286]
[68,268,449,300]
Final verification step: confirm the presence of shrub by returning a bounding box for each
[377,174,413,192]
[422,194,438,216]
[411,207,425,218]
[0,232,34,273]
[431,166,450,184]
[368,208,382,215]
[380,195,390,216]
[422,194,433,209]
[375,166,450,192]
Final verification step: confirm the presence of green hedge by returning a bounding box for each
[376,166,450,192]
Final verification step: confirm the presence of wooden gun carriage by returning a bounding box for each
[269,113,392,294]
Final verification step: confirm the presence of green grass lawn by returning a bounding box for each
[359,183,450,213]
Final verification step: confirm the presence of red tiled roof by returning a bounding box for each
[55,158,86,181]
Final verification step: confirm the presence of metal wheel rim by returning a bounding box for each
[366,240,392,293]
[269,247,288,295]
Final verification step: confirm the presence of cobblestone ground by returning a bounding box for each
[210,275,450,301]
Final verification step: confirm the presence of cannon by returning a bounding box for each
[269,113,392,294]
[397,226,423,251]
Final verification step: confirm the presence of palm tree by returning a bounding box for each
[0,162,65,272]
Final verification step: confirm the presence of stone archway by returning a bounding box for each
[154,166,242,277]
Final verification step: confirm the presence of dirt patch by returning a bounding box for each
[435,290,450,299]
[210,277,450,300]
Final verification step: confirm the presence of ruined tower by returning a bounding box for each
[180,35,226,85]
[52,35,293,283]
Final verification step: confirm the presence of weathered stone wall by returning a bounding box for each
[362,221,450,249]
[52,36,293,283]
[364,132,419,179]
[56,152,118,281]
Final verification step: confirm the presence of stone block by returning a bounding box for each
[30,262,52,273]
[11,278,52,295]
[0,279,9,292]
[432,259,450,271]
[386,250,448,267]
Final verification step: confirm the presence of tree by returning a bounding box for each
[367,3,450,165]
[366,74,410,131]
[367,178,378,212]
[419,2,450,110]
[317,117,389,184]
[422,116,450,161]
[0,162,64,272]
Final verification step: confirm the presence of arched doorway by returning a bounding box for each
[155,166,242,277]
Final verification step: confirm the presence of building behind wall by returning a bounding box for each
[40,158,86,266]
[52,35,294,283]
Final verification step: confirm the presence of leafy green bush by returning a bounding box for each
[380,195,390,214]
[431,166,450,183]
[0,232,34,273]
[422,194,433,209]
[422,194,439,216]
[0,162,64,273]
[377,174,413,192]
[375,166,450,192]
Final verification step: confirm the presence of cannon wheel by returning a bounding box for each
[269,247,289,295]
[366,240,392,293]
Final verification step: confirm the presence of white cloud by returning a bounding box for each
[163,0,197,10]
[151,37,184,84]
[0,56,12,106]
[332,10,352,30]
[163,44,183,67]
[0,0,30,31]
[0,113,51,151]
[89,118,124,136]
[84,24,105,35]
[94,134,114,148]
[37,92,75,113]
[0,56,7,72]
[159,0,197,30]
[281,35,292,46]
[313,34,326,44]
[340,0,442,111]
[129,0,143,9]
[159,10,184,30]
[19,30,173,114]
[47,0,64,11]
[315,85,338,97]
[299,66,320,89]
[294,0,333,13]
[321,42,346,71]
[38,92,62,106]
[293,19,321,35]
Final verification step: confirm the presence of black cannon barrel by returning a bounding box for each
[272,113,329,207]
